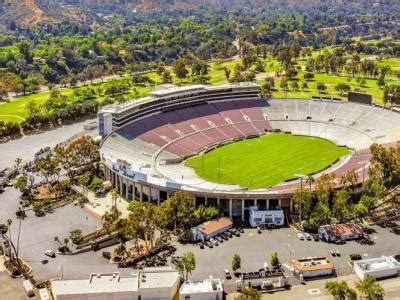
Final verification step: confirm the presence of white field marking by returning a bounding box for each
[0,114,26,121]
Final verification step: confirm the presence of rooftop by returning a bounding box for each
[138,267,181,289]
[354,256,400,272]
[52,268,180,296]
[100,82,260,114]
[320,223,363,237]
[197,217,232,236]
[292,256,335,272]
[51,273,139,295]
[179,279,223,294]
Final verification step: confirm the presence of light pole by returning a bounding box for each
[357,160,368,184]
[387,93,393,108]
[294,174,307,224]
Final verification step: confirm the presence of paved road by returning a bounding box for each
[0,119,97,170]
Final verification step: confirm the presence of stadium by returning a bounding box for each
[98,83,400,222]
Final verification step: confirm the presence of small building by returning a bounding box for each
[354,255,400,280]
[249,206,285,228]
[52,272,138,300]
[138,267,181,300]
[179,279,224,300]
[292,256,335,279]
[318,224,363,242]
[51,268,180,300]
[192,217,233,241]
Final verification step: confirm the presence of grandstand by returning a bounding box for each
[99,84,400,220]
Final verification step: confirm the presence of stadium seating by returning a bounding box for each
[101,98,400,193]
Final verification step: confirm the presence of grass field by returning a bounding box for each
[185,133,350,189]
[1,54,399,123]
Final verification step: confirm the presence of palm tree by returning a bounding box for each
[325,280,357,300]
[306,174,315,191]
[356,276,384,300]
[110,188,120,211]
[1,219,23,275]
[14,157,22,173]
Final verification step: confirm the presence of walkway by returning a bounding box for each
[227,274,400,300]
[75,187,130,219]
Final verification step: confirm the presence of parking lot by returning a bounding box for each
[174,223,400,289]
[2,184,400,287]
[0,187,132,282]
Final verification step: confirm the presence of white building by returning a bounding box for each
[191,217,233,241]
[292,256,335,279]
[51,267,180,300]
[179,279,224,300]
[354,256,400,280]
[138,267,181,299]
[249,206,285,228]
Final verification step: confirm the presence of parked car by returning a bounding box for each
[215,236,224,243]
[350,254,362,261]
[225,231,233,238]
[312,234,320,242]
[335,250,341,257]
[224,269,232,279]
[334,239,345,245]
[44,250,56,258]
[220,233,229,241]
[230,229,240,237]
[238,228,244,233]
[330,249,336,257]
[205,241,213,248]
[210,238,219,246]
[304,233,312,240]
[297,233,305,240]
[257,227,262,234]
[199,242,205,249]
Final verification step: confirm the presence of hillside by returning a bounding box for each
[1,0,398,28]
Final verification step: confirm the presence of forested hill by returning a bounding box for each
[1,0,399,29]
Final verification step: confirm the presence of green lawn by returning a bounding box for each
[1,55,398,123]
[185,133,350,189]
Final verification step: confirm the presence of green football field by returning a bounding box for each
[185,133,350,189]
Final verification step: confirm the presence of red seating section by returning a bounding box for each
[120,100,272,157]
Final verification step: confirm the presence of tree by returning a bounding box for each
[235,287,261,300]
[333,189,351,223]
[15,175,28,192]
[160,191,196,240]
[335,83,351,96]
[224,67,231,81]
[271,252,279,268]
[376,75,385,89]
[69,229,83,245]
[304,72,314,81]
[90,177,103,191]
[161,70,173,84]
[356,276,384,300]
[316,82,327,97]
[293,187,313,220]
[110,188,121,213]
[194,205,219,223]
[309,202,331,226]
[325,280,357,300]
[173,58,189,82]
[232,253,241,272]
[0,219,23,275]
[176,251,196,281]
[290,80,299,91]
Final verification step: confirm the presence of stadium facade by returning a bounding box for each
[98,83,400,221]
